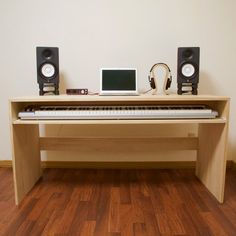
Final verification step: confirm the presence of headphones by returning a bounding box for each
[148,63,172,94]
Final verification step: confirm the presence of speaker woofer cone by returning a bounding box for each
[181,63,195,78]
[41,63,56,78]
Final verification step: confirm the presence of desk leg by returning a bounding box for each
[12,124,42,205]
[196,123,228,203]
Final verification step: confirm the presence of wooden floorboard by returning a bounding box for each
[0,167,236,236]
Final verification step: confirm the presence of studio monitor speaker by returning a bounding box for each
[36,47,59,95]
[177,47,200,95]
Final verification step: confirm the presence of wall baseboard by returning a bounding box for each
[0,161,12,168]
[0,160,235,169]
[41,161,196,169]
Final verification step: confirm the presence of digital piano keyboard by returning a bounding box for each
[18,104,218,120]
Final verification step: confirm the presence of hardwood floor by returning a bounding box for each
[0,167,236,236]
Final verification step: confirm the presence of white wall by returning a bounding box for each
[1,0,236,161]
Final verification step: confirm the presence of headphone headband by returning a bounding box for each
[150,63,171,73]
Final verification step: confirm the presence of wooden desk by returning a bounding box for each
[9,95,229,205]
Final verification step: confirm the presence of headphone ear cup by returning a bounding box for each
[149,76,156,89]
[165,78,172,90]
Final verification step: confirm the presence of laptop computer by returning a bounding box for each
[100,68,139,95]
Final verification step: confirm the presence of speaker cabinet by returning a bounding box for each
[177,47,200,95]
[36,47,59,95]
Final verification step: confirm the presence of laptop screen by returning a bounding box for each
[100,68,137,95]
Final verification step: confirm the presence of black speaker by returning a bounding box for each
[36,47,59,95]
[177,47,200,95]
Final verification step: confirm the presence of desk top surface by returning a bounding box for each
[9,94,230,102]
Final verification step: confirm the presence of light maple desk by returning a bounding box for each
[9,95,229,205]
